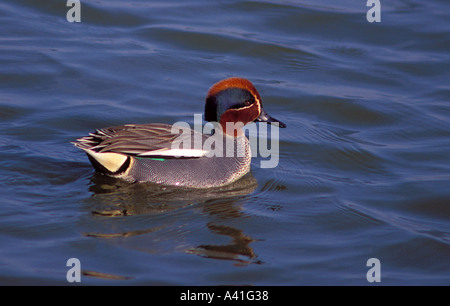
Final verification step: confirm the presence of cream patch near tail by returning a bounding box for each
[82,149,128,173]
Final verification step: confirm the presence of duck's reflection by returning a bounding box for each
[187,223,262,265]
[83,171,261,264]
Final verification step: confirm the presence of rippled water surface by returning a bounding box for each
[1,0,449,285]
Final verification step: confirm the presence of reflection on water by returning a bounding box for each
[86,171,258,214]
[187,223,262,265]
[82,171,261,266]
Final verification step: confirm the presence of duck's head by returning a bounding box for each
[204,77,286,135]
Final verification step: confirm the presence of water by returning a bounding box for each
[0,0,449,285]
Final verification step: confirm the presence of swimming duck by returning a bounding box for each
[73,77,286,188]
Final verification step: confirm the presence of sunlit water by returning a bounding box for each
[0,0,449,285]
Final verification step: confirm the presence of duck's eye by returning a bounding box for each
[244,98,254,106]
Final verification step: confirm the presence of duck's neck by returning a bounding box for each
[219,120,245,137]
[218,105,259,137]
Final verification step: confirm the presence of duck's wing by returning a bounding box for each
[73,123,208,158]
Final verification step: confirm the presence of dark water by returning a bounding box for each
[1,0,449,285]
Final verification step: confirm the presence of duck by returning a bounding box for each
[73,77,286,188]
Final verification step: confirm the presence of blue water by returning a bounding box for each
[0,0,449,285]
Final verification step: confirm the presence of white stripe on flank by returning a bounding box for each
[138,148,208,158]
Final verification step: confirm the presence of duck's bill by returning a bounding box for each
[254,109,286,128]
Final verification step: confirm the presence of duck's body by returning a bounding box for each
[74,123,251,188]
[73,78,285,188]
